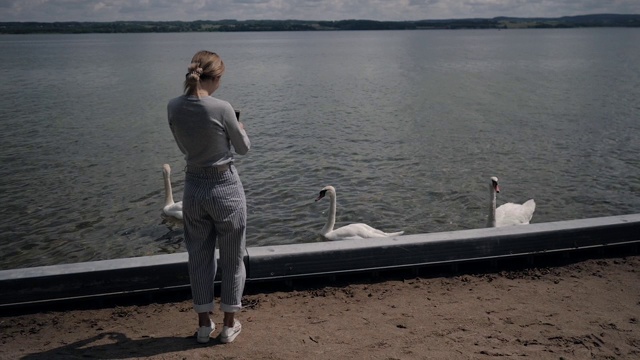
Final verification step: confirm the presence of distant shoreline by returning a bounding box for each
[1,13,639,34]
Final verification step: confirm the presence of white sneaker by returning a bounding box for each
[196,320,215,344]
[219,320,242,343]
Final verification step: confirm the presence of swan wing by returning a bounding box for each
[324,223,404,241]
[355,223,404,237]
[163,201,183,220]
[495,199,535,226]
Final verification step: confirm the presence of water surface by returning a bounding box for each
[1,29,639,269]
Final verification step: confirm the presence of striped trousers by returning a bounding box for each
[182,164,246,314]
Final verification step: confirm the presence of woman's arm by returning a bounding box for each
[225,105,250,155]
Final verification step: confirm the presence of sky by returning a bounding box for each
[1,0,639,23]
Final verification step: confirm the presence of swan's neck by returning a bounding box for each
[163,170,175,206]
[322,190,337,235]
[487,186,497,227]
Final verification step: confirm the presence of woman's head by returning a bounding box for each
[183,50,225,95]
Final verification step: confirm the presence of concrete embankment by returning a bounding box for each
[1,213,639,311]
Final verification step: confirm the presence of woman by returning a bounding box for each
[167,50,250,344]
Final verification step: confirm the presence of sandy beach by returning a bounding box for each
[1,253,639,360]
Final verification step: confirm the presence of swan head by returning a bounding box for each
[315,185,336,202]
[163,163,171,176]
[490,176,500,193]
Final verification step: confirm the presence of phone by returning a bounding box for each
[235,110,241,121]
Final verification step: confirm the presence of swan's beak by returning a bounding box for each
[495,184,500,193]
[315,190,327,201]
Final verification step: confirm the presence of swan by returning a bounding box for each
[162,163,183,220]
[487,176,535,227]
[315,185,404,240]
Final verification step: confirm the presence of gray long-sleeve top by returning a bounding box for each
[167,95,250,167]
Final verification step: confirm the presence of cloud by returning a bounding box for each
[0,0,638,22]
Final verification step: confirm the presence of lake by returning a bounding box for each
[0,28,639,270]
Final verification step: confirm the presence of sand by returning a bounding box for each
[1,253,639,360]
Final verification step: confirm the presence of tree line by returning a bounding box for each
[1,14,638,34]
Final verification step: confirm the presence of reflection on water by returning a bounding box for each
[0,29,639,269]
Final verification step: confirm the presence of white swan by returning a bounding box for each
[162,163,183,220]
[315,185,404,240]
[488,176,535,227]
